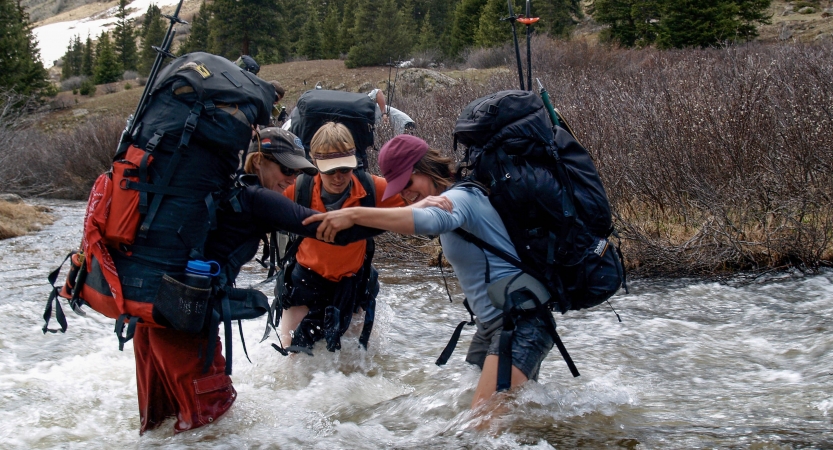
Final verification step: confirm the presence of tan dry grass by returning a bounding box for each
[0,200,54,240]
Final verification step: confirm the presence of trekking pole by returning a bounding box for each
[386,57,393,108]
[390,57,401,114]
[538,77,582,143]
[502,0,525,91]
[536,78,561,128]
[117,0,188,156]
[518,0,539,92]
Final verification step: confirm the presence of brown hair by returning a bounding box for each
[310,122,355,159]
[243,151,262,174]
[413,148,455,192]
[269,81,285,101]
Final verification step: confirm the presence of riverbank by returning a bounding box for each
[0,196,54,240]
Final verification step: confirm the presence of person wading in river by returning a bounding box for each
[303,135,554,409]
[135,128,417,434]
[278,122,406,353]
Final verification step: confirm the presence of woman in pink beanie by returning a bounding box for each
[305,134,555,411]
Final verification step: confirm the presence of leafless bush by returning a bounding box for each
[377,39,833,275]
[103,83,119,94]
[60,76,87,92]
[123,70,140,81]
[463,43,515,69]
[409,49,443,69]
[0,96,121,199]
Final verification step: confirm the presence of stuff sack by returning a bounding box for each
[454,90,624,313]
[44,52,274,345]
[288,89,375,169]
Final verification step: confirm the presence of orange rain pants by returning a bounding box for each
[133,325,236,434]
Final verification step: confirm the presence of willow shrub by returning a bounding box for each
[386,38,833,276]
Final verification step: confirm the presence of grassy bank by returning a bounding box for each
[2,38,832,276]
[0,199,53,240]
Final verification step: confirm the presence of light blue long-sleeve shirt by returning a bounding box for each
[412,185,522,322]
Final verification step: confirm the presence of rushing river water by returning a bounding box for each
[1,199,831,449]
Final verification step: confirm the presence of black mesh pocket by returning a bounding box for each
[153,274,210,333]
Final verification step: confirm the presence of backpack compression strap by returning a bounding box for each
[453,227,580,378]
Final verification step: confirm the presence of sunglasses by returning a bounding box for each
[320,167,353,176]
[261,154,302,177]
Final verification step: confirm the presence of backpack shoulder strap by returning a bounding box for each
[355,170,376,208]
[294,173,314,208]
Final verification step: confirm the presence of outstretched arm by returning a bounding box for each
[303,195,452,242]
[244,185,381,244]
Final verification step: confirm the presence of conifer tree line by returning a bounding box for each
[60,0,773,79]
[174,0,585,67]
[0,0,48,95]
[590,0,773,48]
[60,1,167,83]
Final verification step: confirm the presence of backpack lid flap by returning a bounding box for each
[296,90,376,123]
[454,90,545,147]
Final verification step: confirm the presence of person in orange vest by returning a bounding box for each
[277,122,406,353]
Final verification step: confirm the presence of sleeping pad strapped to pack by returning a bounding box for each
[43,52,275,355]
[288,89,376,169]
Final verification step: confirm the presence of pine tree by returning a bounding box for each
[94,31,122,84]
[113,0,138,72]
[450,0,488,56]
[533,0,583,38]
[591,0,771,48]
[300,6,324,60]
[415,10,436,52]
[475,0,515,47]
[208,0,283,62]
[321,1,341,59]
[82,34,95,77]
[61,43,74,80]
[179,0,211,54]
[138,5,166,76]
[337,0,357,55]
[0,0,48,95]
[657,0,771,48]
[71,35,84,76]
[346,0,415,67]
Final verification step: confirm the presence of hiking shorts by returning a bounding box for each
[465,314,554,381]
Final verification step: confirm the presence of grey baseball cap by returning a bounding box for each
[249,128,318,175]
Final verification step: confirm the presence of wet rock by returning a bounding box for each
[0,193,22,203]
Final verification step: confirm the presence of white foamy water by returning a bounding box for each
[1,199,832,448]
[33,0,182,67]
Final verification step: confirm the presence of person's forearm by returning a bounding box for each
[349,206,415,235]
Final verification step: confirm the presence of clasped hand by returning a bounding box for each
[302,195,452,243]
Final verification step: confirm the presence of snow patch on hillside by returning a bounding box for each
[33,0,180,68]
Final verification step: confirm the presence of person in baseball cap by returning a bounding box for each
[245,127,317,193]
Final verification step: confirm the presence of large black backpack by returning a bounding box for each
[454,90,625,314]
[117,51,274,306]
[289,89,376,169]
[44,52,275,373]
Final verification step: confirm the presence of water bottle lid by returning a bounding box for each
[186,260,220,276]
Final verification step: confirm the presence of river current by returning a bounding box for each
[0,200,831,449]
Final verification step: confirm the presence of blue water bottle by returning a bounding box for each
[184,260,220,288]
